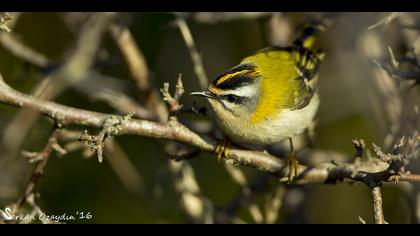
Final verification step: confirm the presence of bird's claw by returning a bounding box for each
[287,150,299,183]
[214,137,231,161]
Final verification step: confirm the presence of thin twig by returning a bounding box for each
[109,19,168,122]
[358,216,367,224]
[1,13,117,161]
[223,164,264,224]
[371,186,386,224]
[104,138,146,197]
[177,16,267,221]
[191,12,273,24]
[15,124,63,209]
[159,75,215,223]
[88,88,157,120]
[41,12,117,99]
[78,112,135,163]
[0,32,51,68]
[175,16,208,89]
[388,174,420,183]
[110,20,212,223]
[264,186,286,224]
[368,12,402,30]
[263,13,292,47]
[109,23,150,92]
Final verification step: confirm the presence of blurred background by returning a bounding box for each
[0,12,419,224]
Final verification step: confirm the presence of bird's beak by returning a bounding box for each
[190,91,214,99]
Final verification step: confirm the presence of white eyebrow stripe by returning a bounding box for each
[221,85,258,97]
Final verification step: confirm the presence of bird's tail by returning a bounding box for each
[293,16,334,50]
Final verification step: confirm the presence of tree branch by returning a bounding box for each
[1,72,419,187]
[371,186,386,224]
[15,123,63,209]
[175,16,208,89]
[110,20,213,223]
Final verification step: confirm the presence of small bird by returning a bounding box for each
[191,20,327,181]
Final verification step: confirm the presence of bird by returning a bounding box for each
[0,208,12,221]
[191,20,328,181]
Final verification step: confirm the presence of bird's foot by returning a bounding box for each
[214,136,231,161]
[287,150,299,183]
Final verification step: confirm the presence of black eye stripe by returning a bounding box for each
[219,94,245,104]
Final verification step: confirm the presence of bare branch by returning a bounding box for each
[110,19,168,122]
[224,164,264,224]
[78,112,135,163]
[175,16,208,89]
[264,186,286,224]
[389,174,420,183]
[0,32,51,68]
[371,186,386,224]
[358,216,367,224]
[109,23,150,92]
[368,12,402,30]
[109,20,213,223]
[15,124,63,210]
[0,13,118,163]
[1,73,419,187]
[191,12,273,24]
[104,138,146,197]
[264,13,292,47]
[89,88,156,120]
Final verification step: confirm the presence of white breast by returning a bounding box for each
[217,93,320,146]
[260,93,320,143]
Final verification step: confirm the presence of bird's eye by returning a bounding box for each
[226,94,241,103]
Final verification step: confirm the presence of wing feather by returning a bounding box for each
[290,46,324,110]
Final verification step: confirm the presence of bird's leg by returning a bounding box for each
[287,138,299,182]
[214,136,231,161]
